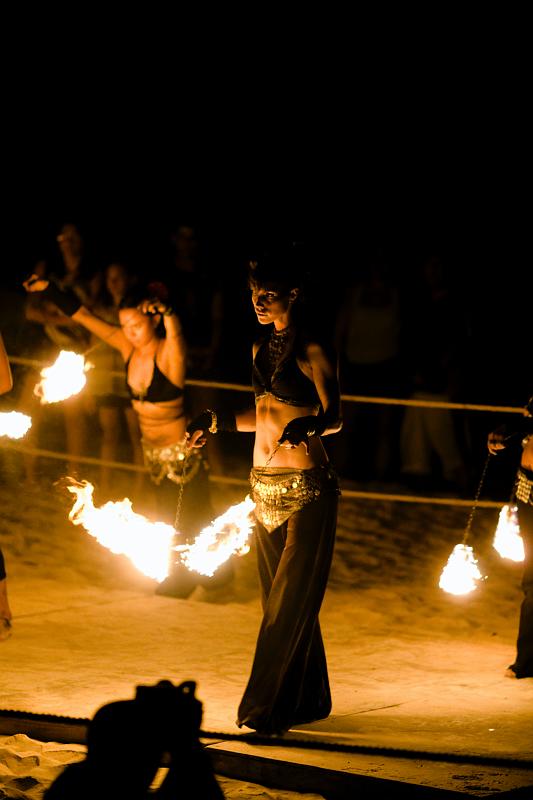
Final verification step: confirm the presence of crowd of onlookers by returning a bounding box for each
[0,220,529,498]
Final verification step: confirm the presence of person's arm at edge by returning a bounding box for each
[0,333,13,395]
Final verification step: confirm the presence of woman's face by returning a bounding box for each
[57,224,83,261]
[119,308,157,348]
[106,264,129,301]
[250,283,296,326]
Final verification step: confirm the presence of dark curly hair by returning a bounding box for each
[247,244,312,296]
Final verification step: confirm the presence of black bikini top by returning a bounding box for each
[252,331,321,408]
[125,354,184,403]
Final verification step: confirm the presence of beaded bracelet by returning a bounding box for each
[207,409,218,434]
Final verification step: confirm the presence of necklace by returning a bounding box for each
[267,326,292,372]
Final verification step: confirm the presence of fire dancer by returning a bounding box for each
[488,395,533,678]
[187,247,343,735]
[0,332,14,640]
[22,277,231,598]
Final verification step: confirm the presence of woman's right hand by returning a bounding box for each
[23,274,49,293]
[185,410,213,449]
[487,426,506,455]
[185,429,207,449]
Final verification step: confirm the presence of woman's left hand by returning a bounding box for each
[487,426,506,455]
[278,417,316,455]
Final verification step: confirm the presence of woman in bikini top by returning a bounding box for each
[22,280,187,450]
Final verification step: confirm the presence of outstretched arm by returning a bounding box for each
[23,276,130,359]
[0,333,13,395]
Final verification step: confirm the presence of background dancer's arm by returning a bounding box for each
[0,333,13,395]
[23,275,130,358]
[137,299,186,388]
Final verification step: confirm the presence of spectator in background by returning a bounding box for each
[400,254,470,493]
[89,262,145,499]
[334,252,404,482]
[158,223,226,474]
[15,258,64,484]
[17,223,102,479]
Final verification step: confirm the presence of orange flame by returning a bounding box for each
[177,496,256,576]
[67,481,175,582]
[0,411,32,439]
[66,481,257,582]
[439,543,484,595]
[493,505,524,562]
[35,350,92,404]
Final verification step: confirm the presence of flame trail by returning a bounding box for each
[177,496,256,576]
[67,481,175,582]
[66,481,256,581]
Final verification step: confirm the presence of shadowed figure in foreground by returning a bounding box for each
[44,680,225,799]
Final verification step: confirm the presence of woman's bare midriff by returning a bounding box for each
[131,398,187,447]
[253,393,328,469]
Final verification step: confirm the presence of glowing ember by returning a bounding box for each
[439,543,484,595]
[67,480,175,582]
[0,411,32,439]
[177,496,256,576]
[493,505,524,562]
[34,350,92,404]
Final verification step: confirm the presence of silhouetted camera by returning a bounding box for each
[134,679,202,748]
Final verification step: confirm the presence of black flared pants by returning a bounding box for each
[237,489,338,734]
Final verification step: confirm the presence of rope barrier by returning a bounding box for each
[6,354,525,412]
[3,350,522,508]
[0,708,531,769]
[0,440,505,508]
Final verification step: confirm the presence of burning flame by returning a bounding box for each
[177,495,256,576]
[439,543,484,595]
[0,411,32,439]
[493,505,524,562]
[67,480,175,582]
[66,480,256,582]
[34,350,92,404]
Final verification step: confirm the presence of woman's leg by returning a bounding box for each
[63,394,89,476]
[513,501,533,677]
[98,405,120,496]
[124,406,146,499]
[237,491,338,734]
[0,550,12,640]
